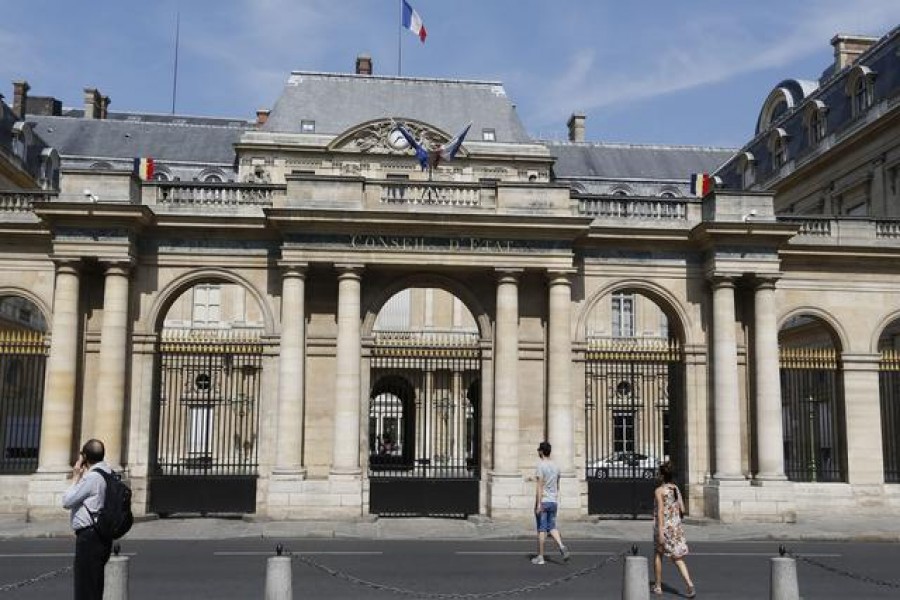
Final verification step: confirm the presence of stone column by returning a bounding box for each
[38,261,81,472]
[546,271,573,473]
[493,270,520,475]
[711,275,743,480]
[753,276,786,480]
[94,261,132,470]
[274,265,307,475]
[331,265,362,475]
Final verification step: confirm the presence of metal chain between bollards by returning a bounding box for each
[0,565,73,593]
[785,548,900,590]
[290,548,630,599]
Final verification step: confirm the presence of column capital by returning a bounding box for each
[708,273,739,288]
[495,268,523,283]
[546,269,576,285]
[752,273,783,289]
[278,261,308,278]
[99,259,134,275]
[51,258,81,274]
[335,264,364,279]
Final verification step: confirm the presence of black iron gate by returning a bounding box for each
[780,347,844,482]
[585,338,683,517]
[368,331,481,517]
[0,330,47,474]
[150,332,263,515]
[881,348,900,483]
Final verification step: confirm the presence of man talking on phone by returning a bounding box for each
[62,439,112,600]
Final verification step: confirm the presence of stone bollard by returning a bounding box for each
[265,544,292,600]
[104,543,129,600]
[770,546,800,600]
[622,545,650,600]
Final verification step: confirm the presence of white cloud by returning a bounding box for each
[525,1,900,128]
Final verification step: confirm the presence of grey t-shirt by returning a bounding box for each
[535,460,560,503]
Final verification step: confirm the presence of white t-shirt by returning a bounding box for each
[535,459,560,503]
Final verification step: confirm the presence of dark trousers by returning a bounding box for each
[74,527,112,600]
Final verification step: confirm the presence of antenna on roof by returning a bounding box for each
[170,10,180,114]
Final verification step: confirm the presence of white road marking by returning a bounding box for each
[214,551,383,556]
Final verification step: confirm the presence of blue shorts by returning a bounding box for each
[535,501,558,532]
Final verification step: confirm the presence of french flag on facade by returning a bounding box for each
[133,157,155,181]
[690,173,712,197]
[402,0,427,43]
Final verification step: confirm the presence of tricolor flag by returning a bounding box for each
[402,0,427,43]
[690,173,712,197]
[133,157,155,180]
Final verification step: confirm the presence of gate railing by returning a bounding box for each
[879,348,900,483]
[779,347,844,482]
[0,330,48,474]
[153,330,263,476]
[584,337,684,517]
[368,330,481,480]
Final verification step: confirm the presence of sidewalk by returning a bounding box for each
[2,514,899,543]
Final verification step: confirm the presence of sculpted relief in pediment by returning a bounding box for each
[329,119,465,158]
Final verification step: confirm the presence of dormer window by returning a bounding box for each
[481,128,496,142]
[738,152,756,189]
[768,128,789,170]
[846,65,876,118]
[300,119,316,133]
[804,100,828,145]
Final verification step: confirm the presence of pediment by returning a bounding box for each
[328,118,468,158]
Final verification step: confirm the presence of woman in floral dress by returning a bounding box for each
[652,462,695,597]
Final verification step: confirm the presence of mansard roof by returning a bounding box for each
[262,71,531,143]
[26,112,248,164]
[546,141,735,181]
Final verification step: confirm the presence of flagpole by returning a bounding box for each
[397,0,402,76]
[171,11,180,114]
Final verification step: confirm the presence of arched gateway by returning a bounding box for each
[367,286,482,516]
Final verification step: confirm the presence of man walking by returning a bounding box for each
[532,441,570,564]
[62,439,113,599]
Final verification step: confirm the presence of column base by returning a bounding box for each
[27,469,72,521]
[487,472,529,519]
[705,478,796,523]
[265,474,363,519]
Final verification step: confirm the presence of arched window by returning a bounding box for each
[804,100,828,146]
[846,65,876,118]
[738,152,756,189]
[768,129,789,170]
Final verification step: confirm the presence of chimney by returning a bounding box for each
[99,95,111,119]
[256,109,270,125]
[355,54,373,75]
[567,113,585,142]
[831,34,878,71]
[83,87,101,119]
[12,80,29,118]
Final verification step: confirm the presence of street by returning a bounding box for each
[2,538,900,599]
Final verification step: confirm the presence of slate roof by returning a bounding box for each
[546,141,736,181]
[262,72,531,143]
[26,113,248,164]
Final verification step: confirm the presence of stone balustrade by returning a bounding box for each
[577,196,689,220]
[379,182,484,207]
[0,190,55,212]
[153,182,285,207]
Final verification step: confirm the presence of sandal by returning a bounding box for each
[651,583,662,595]
[685,585,696,598]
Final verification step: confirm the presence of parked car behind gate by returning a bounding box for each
[588,451,660,479]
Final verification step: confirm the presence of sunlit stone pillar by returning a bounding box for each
[547,270,573,473]
[331,265,362,475]
[493,269,520,475]
[711,275,743,480]
[38,260,81,472]
[753,276,786,481]
[275,264,307,475]
[94,261,132,470]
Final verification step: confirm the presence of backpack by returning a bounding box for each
[90,469,134,541]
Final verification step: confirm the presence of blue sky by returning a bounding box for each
[2,1,898,148]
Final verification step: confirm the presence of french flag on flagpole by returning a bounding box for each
[402,0,427,43]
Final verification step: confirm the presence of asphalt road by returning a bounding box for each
[1,538,899,599]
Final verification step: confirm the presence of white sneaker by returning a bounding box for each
[531,555,545,565]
